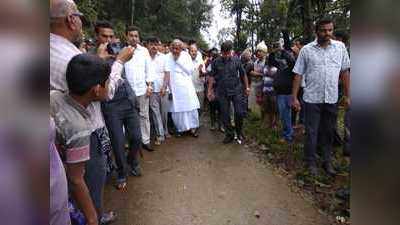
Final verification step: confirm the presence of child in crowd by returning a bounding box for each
[51,53,112,225]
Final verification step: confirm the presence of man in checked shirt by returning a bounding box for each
[292,17,350,177]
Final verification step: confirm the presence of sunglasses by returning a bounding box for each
[70,12,89,27]
[71,12,84,18]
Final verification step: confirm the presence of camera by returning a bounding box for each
[107,42,125,55]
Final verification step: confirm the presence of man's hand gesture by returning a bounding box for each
[97,43,113,60]
[116,46,135,63]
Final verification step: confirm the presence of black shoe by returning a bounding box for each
[236,134,245,145]
[343,147,350,157]
[306,164,318,177]
[142,143,154,152]
[222,136,234,144]
[335,188,350,201]
[219,126,226,133]
[323,162,337,176]
[130,164,142,177]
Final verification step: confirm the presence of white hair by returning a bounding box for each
[171,39,183,47]
[50,0,75,19]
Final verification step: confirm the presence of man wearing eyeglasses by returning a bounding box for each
[50,0,134,224]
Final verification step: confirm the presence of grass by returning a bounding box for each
[243,109,351,224]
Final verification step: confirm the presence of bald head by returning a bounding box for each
[170,39,183,60]
[189,44,198,60]
[171,39,183,48]
[50,0,77,19]
[50,0,83,44]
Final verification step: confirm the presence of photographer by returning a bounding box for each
[92,21,144,191]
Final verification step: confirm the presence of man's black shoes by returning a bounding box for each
[142,143,154,152]
[222,136,234,144]
[323,162,337,176]
[306,164,318,177]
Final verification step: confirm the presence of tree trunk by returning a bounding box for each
[303,0,314,42]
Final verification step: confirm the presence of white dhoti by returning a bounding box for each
[171,109,199,132]
[166,51,200,132]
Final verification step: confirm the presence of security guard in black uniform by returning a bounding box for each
[207,41,251,144]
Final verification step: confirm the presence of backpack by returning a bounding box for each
[271,50,295,94]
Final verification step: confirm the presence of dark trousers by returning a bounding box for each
[209,99,221,127]
[218,92,247,137]
[84,132,106,216]
[102,98,141,178]
[304,103,338,166]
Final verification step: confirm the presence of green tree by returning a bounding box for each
[219,0,351,50]
[76,0,212,50]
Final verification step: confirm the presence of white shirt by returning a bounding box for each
[165,51,199,112]
[124,45,155,96]
[50,33,124,131]
[191,54,206,92]
[149,52,166,93]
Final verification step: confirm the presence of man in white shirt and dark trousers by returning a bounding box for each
[91,21,143,190]
[147,36,171,146]
[124,25,156,151]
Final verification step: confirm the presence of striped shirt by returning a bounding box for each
[293,39,350,104]
[50,91,91,164]
[50,33,124,131]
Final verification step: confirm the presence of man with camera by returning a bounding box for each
[91,21,144,190]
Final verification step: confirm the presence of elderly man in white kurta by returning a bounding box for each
[162,39,200,137]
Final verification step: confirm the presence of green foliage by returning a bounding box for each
[75,0,212,50]
[220,0,350,50]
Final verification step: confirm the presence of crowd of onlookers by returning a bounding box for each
[50,1,350,225]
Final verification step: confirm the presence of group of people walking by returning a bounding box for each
[49,1,350,225]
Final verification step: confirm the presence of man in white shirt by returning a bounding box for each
[189,44,206,116]
[147,37,171,145]
[161,39,200,137]
[124,25,156,151]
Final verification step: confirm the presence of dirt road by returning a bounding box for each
[104,118,329,225]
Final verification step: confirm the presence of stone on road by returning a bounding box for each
[104,120,329,225]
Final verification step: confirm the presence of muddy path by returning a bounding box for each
[104,117,329,225]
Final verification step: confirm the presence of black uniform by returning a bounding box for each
[210,56,247,139]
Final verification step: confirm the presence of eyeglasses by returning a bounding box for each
[71,12,84,18]
[70,12,89,26]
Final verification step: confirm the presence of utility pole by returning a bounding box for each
[131,0,135,25]
[235,0,240,51]
[250,0,255,53]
